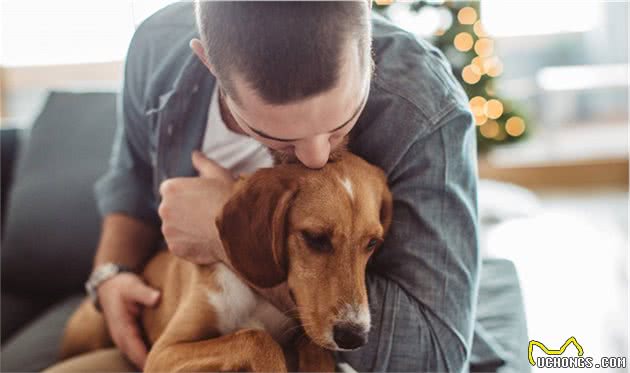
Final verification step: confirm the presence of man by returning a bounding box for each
[56,1,479,371]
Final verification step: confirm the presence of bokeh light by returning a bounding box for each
[487,59,504,77]
[473,20,488,37]
[474,38,494,57]
[469,96,487,116]
[474,114,488,126]
[454,32,474,52]
[462,65,481,84]
[480,120,500,138]
[505,116,526,136]
[484,99,504,119]
[457,6,477,25]
[471,56,486,75]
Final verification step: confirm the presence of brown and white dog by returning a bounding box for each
[60,151,392,372]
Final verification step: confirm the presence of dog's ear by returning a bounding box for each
[216,168,298,288]
[379,184,393,236]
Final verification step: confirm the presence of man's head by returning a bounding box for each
[192,1,373,169]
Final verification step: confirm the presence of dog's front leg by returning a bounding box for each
[59,300,113,360]
[145,328,288,372]
[296,336,336,372]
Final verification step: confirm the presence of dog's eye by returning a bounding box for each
[367,238,383,251]
[301,231,333,253]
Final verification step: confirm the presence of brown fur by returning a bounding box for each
[60,151,392,372]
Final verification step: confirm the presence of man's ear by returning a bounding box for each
[215,168,298,288]
[190,38,216,75]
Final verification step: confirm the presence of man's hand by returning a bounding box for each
[159,152,295,316]
[158,151,235,264]
[98,273,160,370]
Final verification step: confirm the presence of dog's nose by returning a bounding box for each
[333,323,368,350]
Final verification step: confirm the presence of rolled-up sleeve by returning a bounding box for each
[94,31,160,227]
[339,106,480,372]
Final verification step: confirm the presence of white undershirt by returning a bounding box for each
[201,86,274,177]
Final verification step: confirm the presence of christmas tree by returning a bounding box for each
[375,0,529,152]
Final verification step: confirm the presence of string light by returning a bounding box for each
[469,96,486,115]
[479,121,499,138]
[471,56,486,75]
[474,114,488,126]
[470,97,488,125]
[473,21,488,37]
[474,38,494,57]
[479,120,499,138]
[505,117,526,136]
[454,32,474,52]
[462,65,481,84]
[484,99,504,119]
[457,6,477,25]
[379,1,524,145]
[487,59,504,77]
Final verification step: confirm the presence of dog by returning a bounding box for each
[60,151,393,372]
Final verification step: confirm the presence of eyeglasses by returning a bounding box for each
[219,82,370,143]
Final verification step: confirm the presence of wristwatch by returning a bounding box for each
[85,263,132,312]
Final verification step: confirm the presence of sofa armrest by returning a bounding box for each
[1,127,22,234]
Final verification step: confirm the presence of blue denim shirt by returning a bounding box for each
[95,3,480,371]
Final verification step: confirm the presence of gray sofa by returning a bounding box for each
[0,91,529,372]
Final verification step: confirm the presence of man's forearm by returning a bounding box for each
[338,271,471,371]
[93,213,161,270]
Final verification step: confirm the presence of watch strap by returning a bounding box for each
[85,263,132,312]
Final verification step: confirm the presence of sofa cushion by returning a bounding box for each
[1,91,117,298]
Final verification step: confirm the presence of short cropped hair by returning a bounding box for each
[194,1,372,105]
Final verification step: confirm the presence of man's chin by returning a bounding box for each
[269,137,349,166]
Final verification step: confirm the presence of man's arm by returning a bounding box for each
[89,27,164,369]
[340,107,480,371]
[94,23,161,232]
[92,61,162,267]
[93,213,160,269]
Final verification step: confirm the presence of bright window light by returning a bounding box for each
[537,64,629,91]
[0,0,178,66]
[480,1,602,38]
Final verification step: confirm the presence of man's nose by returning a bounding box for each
[295,136,330,169]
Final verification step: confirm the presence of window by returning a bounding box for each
[0,0,179,66]
[480,1,602,37]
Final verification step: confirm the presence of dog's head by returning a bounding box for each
[215,151,392,351]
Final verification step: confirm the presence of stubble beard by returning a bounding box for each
[268,136,349,166]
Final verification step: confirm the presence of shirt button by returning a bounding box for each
[167,124,174,136]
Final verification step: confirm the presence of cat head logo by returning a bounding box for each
[528,337,584,366]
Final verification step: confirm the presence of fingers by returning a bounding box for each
[111,307,148,370]
[192,150,234,182]
[125,279,161,307]
[100,275,157,370]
